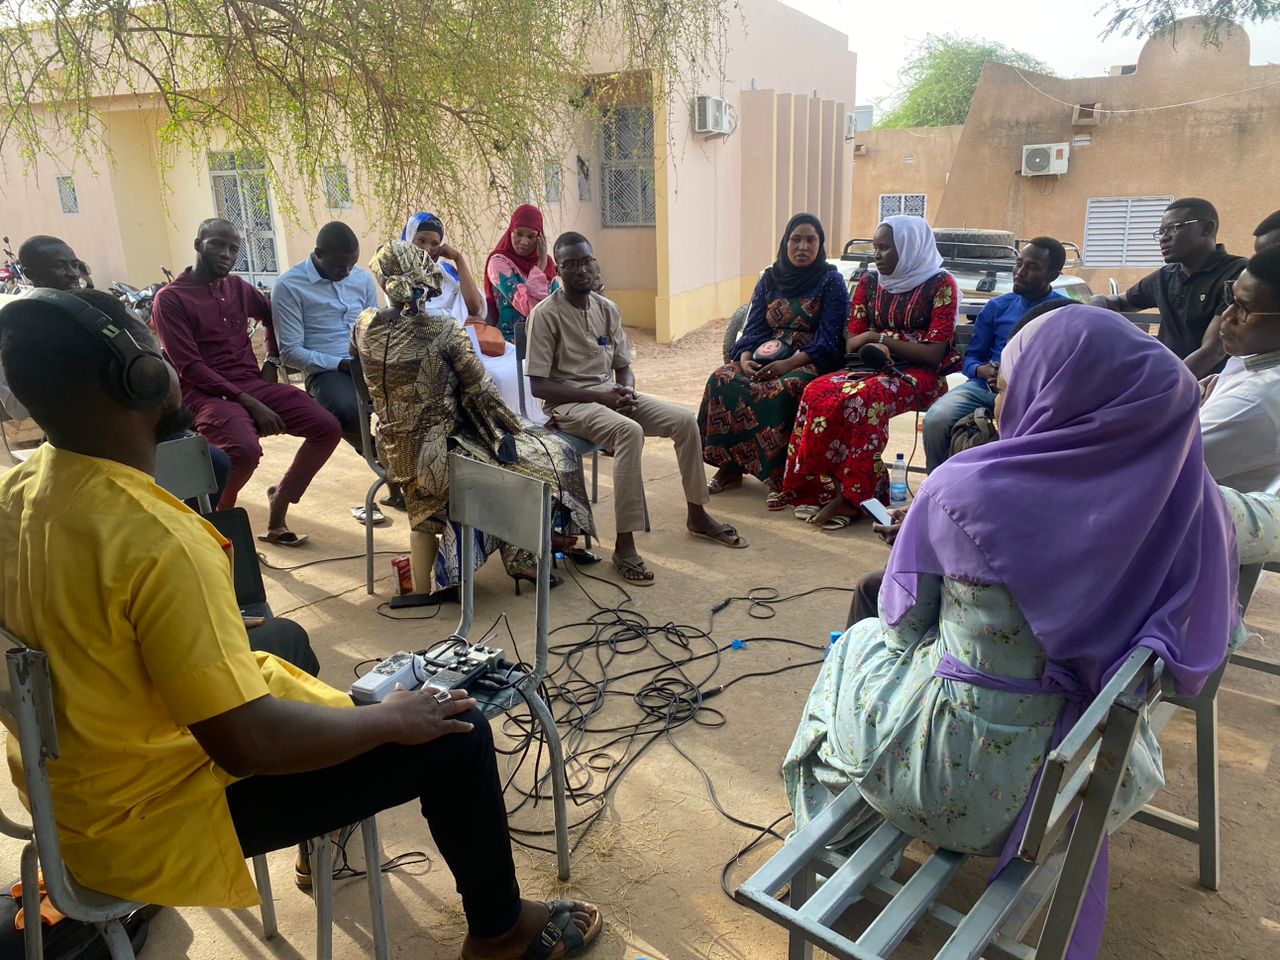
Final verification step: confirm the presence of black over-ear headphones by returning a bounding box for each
[17,288,171,411]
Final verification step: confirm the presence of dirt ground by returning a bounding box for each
[2,316,1278,959]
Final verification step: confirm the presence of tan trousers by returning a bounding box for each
[548,395,710,534]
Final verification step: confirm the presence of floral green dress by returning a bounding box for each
[782,484,1280,855]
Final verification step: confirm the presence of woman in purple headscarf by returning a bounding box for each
[784,305,1240,958]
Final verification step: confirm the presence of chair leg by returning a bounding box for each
[364,478,383,596]
[251,854,278,939]
[361,819,391,960]
[20,843,41,960]
[1194,694,1221,890]
[526,691,572,881]
[787,866,816,960]
[642,493,651,533]
[591,450,599,504]
[95,920,137,960]
[313,835,334,960]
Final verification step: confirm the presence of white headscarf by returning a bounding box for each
[876,215,944,295]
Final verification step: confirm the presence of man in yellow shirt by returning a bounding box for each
[0,290,601,960]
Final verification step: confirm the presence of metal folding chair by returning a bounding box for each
[349,355,389,594]
[154,433,218,513]
[447,453,572,880]
[736,647,1162,960]
[0,636,148,960]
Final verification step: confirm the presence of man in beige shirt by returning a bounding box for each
[526,233,748,584]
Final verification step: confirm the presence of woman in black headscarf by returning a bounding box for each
[697,213,850,507]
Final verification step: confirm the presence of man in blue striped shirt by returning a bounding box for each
[922,237,1066,472]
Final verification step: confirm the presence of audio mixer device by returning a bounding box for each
[350,636,512,704]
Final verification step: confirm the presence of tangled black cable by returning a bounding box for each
[485,572,853,900]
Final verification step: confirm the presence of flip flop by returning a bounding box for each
[351,505,388,526]
[564,548,603,565]
[258,529,309,547]
[821,515,854,531]
[707,474,744,495]
[689,523,749,548]
[765,490,786,510]
[612,553,655,586]
[379,492,406,510]
[518,899,604,960]
[794,505,820,520]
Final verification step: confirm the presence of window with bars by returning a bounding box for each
[56,176,79,214]
[878,193,926,221]
[601,105,656,227]
[543,160,562,205]
[322,165,353,209]
[1084,196,1171,267]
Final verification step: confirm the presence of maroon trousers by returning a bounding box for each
[189,381,341,510]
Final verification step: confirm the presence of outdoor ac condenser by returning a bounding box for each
[1021,143,1070,176]
[694,95,731,136]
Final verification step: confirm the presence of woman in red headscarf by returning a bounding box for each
[484,204,560,342]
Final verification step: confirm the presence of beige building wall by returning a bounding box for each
[849,126,963,238]
[847,19,1280,293]
[1,0,855,344]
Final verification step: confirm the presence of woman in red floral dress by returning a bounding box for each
[782,216,959,529]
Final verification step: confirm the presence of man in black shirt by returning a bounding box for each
[1091,197,1247,377]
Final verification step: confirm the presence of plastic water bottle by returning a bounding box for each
[889,453,909,507]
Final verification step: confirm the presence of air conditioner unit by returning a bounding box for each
[1021,142,1070,177]
[693,95,731,136]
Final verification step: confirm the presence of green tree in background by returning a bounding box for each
[0,0,730,235]
[1099,1,1280,41]
[876,35,1051,129]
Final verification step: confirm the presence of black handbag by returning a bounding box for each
[752,331,796,364]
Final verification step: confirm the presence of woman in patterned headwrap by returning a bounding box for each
[352,240,595,594]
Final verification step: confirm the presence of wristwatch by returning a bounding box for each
[878,332,889,346]
[265,355,282,367]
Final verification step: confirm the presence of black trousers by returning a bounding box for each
[224,711,522,938]
[847,571,884,628]
[246,617,320,676]
[307,369,363,455]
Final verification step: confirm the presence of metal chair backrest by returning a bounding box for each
[348,355,387,480]
[512,319,529,418]
[448,454,552,675]
[0,627,145,925]
[154,434,217,513]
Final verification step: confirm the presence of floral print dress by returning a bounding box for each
[783,574,1164,856]
[697,270,848,483]
[782,484,1280,856]
[782,271,959,506]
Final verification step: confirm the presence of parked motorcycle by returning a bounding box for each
[0,236,30,295]
[110,266,174,325]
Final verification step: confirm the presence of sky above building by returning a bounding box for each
[780,0,1280,109]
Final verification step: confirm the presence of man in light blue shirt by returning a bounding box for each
[273,223,395,512]
[922,237,1067,472]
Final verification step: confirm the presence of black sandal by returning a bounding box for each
[563,548,602,565]
[522,900,603,960]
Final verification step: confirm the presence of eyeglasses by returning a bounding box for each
[560,256,596,272]
[1151,219,1202,240]
[1223,280,1280,319]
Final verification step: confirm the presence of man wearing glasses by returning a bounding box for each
[1199,246,1280,491]
[1091,198,1247,377]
